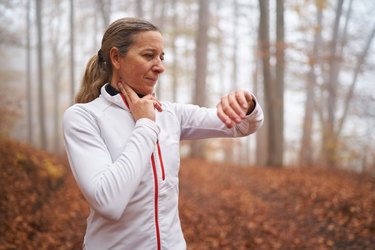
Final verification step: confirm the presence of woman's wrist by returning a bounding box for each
[246,99,256,115]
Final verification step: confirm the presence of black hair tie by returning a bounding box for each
[97,49,105,64]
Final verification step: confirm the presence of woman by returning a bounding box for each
[63,17,263,250]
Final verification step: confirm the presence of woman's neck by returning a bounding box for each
[107,82,145,98]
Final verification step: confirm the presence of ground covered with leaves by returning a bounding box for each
[0,137,87,250]
[1,137,374,249]
[179,160,375,249]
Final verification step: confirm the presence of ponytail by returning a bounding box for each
[75,54,109,103]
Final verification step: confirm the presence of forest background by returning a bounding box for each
[1,0,375,171]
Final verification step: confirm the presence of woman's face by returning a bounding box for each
[118,31,165,96]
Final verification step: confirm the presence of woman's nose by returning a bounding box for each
[153,59,165,74]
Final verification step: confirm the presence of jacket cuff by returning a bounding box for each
[135,118,160,136]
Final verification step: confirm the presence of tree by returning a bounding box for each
[321,0,344,167]
[48,0,64,152]
[274,0,285,166]
[337,24,375,138]
[258,0,275,166]
[136,0,144,18]
[36,0,47,149]
[254,40,267,166]
[227,0,240,164]
[232,0,239,91]
[316,0,374,168]
[151,0,167,99]
[191,0,209,158]
[26,0,33,144]
[97,0,111,28]
[257,0,285,167]
[298,0,375,168]
[70,0,75,104]
[300,1,324,167]
[170,0,178,102]
[151,0,167,29]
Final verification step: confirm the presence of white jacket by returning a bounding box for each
[63,84,263,250]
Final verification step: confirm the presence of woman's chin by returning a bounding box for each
[137,87,154,96]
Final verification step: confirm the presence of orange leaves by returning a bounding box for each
[1,139,374,249]
[0,137,88,249]
[179,159,375,249]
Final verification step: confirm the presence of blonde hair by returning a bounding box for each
[75,17,159,103]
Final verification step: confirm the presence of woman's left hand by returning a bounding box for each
[216,90,254,128]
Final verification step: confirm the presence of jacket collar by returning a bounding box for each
[100,83,130,111]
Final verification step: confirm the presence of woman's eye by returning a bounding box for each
[143,53,164,61]
[144,54,154,59]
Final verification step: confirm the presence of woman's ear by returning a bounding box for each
[109,47,121,70]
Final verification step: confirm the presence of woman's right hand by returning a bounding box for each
[117,81,162,122]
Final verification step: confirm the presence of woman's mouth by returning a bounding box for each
[145,77,157,83]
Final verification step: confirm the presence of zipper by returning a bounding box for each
[151,154,161,250]
[120,92,166,181]
[156,141,165,181]
[120,92,163,249]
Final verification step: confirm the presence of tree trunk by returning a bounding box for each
[258,0,276,167]
[49,1,63,153]
[214,0,225,97]
[52,41,62,153]
[26,0,33,144]
[254,53,267,166]
[152,0,167,29]
[191,0,209,159]
[338,0,353,63]
[97,0,111,27]
[323,0,344,167]
[36,0,47,149]
[230,0,240,164]
[253,10,267,167]
[336,23,375,137]
[136,0,144,17]
[300,2,323,167]
[70,0,75,104]
[171,0,178,102]
[274,0,285,166]
[232,0,239,91]
[153,0,168,99]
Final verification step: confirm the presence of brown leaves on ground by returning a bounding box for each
[179,159,375,250]
[0,137,374,249]
[0,137,88,250]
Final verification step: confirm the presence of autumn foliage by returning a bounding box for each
[0,137,87,249]
[1,137,374,249]
[179,160,375,249]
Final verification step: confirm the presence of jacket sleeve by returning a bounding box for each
[63,106,159,221]
[173,97,263,140]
